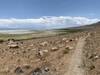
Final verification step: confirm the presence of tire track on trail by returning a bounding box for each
[65,35,89,75]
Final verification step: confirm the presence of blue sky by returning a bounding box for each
[0,0,100,29]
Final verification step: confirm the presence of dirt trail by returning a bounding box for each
[65,36,88,75]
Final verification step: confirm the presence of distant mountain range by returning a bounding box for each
[0,22,99,30]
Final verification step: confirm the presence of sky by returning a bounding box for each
[0,0,100,29]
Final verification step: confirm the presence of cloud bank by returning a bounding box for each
[0,16,99,29]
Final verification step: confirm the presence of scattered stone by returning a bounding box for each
[88,53,100,61]
[14,66,24,74]
[30,67,50,75]
[94,55,99,59]
[44,67,49,72]
[36,49,49,58]
[23,64,31,70]
[36,50,44,58]
[8,39,19,48]
[65,46,73,50]
[38,50,44,57]
[8,44,19,48]
[30,68,42,75]
[51,47,58,51]
[43,50,49,53]
[62,38,67,41]
[40,41,48,46]
[89,65,95,70]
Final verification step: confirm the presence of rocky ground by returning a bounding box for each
[0,26,100,75]
[0,31,86,75]
[83,27,100,75]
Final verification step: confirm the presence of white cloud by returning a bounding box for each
[0,16,99,28]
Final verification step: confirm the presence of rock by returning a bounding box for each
[88,53,99,61]
[36,50,49,57]
[94,55,99,59]
[44,67,49,72]
[30,68,42,75]
[8,44,19,48]
[51,47,58,51]
[8,39,19,48]
[36,50,44,58]
[30,67,50,75]
[23,64,31,70]
[62,38,67,41]
[89,65,95,70]
[14,66,24,74]
[65,40,69,43]
[40,41,48,46]
[39,51,44,56]
[65,46,73,50]
[43,50,49,53]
